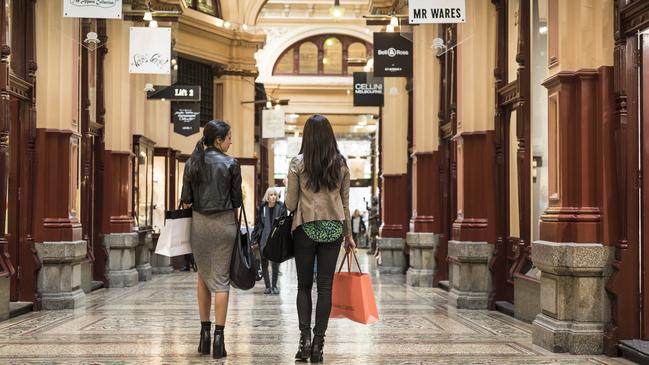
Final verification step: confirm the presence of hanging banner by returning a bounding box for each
[148,85,201,102]
[172,102,201,137]
[262,109,285,139]
[408,0,466,24]
[353,72,384,107]
[373,33,413,77]
[63,0,123,19]
[129,27,171,75]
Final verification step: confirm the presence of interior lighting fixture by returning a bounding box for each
[330,0,345,18]
[149,20,158,28]
[143,11,153,22]
[266,100,273,109]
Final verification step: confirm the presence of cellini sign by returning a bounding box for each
[408,0,466,24]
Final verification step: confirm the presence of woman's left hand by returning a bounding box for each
[344,235,356,252]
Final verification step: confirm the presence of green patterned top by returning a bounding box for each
[302,220,343,243]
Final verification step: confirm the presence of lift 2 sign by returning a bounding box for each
[373,32,413,77]
[409,0,466,24]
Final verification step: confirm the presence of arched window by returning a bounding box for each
[323,37,343,74]
[273,34,372,76]
[299,42,318,74]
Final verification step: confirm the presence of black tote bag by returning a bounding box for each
[262,212,295,263]
[229,204,259,290]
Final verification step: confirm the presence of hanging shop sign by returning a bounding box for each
[373,32,413,77]
[408,0,466,24]
[147,85,201,102]
[262,109,286,139]
[353,72,384,107]
[172,102,201,137]
[63,0,123,19]
[129,27,171,74]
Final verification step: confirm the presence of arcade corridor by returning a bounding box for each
[0,253,631,364]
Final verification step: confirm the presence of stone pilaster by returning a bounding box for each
[377,237,406,274]
[447,241,494,309]
[406,232,439,287]
[35,241,87,310]
[532,241,613,355]
[105,233,139,288]
[135,231,152,281]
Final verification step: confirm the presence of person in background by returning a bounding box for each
[252,187,286,294]
[285,114,355,363]
[351,209,366,248]
[181,120,241,359]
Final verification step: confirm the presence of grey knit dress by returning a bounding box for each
[191,210,238,293]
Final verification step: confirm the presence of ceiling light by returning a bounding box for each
[149,20,158,28]
[143,11,153,22]
[390,15,399,27]
[330,0,344,18]
[266,100,273,109]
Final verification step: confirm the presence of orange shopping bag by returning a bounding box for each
[330,250,379,324]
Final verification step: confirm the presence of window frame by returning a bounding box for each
[273,34,372,76]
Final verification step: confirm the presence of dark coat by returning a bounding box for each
[251,201,287,250]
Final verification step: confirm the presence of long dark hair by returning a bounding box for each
[299,114,345,192]
[188,120,231,181]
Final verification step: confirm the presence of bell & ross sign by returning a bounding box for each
[373,32,413,77]
[353,72,384,107]
[172,102,201,137]
[408,0,466,24]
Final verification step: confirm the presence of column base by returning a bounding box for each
[41,288,86,310]
[406,232,439,287]
[447,240,493,310]
[533,313,605,354]
[80,260,92,294]
[35,240,87,310]
[107,269,140,288]
[376,237,405,274]
[105,233,139,288]
[0,276,9,320]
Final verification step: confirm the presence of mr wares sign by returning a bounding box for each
[409,0,466,24]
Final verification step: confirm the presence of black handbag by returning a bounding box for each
[229,205,259,290]
[262,212,295,263]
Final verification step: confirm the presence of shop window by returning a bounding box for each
[274,34,372,76]
[299,42,318,74]
[177,57,214,127]
[133,135,155,230]
[323,37,342,74]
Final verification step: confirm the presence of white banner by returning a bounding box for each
[408,0,466,24]
[262,109,286,139]
[63,0,123,19]
[129,27,171,75]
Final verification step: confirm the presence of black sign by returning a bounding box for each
[148,85,201,102]
[172,102,201,137]
[373,32,413,77]
[353,72,384,107]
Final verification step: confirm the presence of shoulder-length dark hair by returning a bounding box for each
[188,120,231,181]
[299,114,346,192]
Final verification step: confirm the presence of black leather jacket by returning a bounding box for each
[181,148,242,214]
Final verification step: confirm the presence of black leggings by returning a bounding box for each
[294,227,341,337]
[261,257,280,288]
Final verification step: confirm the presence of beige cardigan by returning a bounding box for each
[284,155,352,236]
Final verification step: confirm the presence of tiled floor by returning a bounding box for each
[0,250,634,364]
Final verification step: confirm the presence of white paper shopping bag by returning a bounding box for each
[155,208,193,257]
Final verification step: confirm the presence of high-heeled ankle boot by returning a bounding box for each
[198,322,211,355]
[212,328,227,359]
[294,330,312,361]
[310,335,324,363]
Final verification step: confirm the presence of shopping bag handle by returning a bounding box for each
[337,249,363,273]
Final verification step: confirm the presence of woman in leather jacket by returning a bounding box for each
[251,187,286,294]
[180,120,242,359]
[285,115,356,363]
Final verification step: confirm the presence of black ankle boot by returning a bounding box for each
[212,328,226,359]
[294,330,312,361]
[310,335,324,363]
[198,324,211,355]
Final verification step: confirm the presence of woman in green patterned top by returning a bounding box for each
[284,115,355,363]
